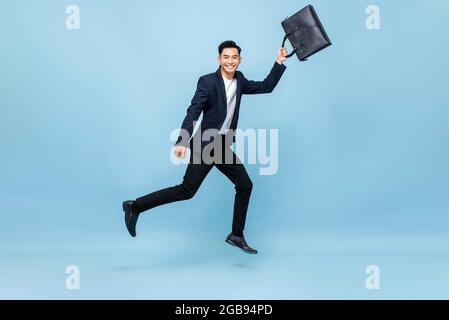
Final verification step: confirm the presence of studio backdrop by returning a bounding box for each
[1,0,449,299]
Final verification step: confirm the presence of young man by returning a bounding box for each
[123,41,288,254]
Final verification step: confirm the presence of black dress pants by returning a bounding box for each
[135,136,253,236]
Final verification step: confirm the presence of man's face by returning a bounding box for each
[218,48,241,73]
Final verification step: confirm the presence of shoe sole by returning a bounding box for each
[225,239,257,255]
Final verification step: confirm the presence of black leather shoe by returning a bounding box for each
[122,200,139,237]
[225,233,258,254]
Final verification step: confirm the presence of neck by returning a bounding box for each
[220,66,235,80]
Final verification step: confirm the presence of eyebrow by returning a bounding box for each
[223,55,239,58]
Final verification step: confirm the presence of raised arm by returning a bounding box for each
[241,48,288,95]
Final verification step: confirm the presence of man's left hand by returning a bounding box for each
[276,47,289,64]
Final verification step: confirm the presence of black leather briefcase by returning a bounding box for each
[281,4,331,61]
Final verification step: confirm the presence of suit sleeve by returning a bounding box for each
[241,62,287,95]
[175,77,208,147]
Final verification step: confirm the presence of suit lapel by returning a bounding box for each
[235,73,242,110]
[216,67,242,127]
[216,68,227,122]
[229,74,242,130]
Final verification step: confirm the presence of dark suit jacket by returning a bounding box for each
[175,61,287,150]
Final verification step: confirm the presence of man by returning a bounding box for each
[123,40,288,254]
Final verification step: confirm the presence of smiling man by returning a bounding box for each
[123,40,288,254]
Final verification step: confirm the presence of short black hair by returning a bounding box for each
[218,40,241,55]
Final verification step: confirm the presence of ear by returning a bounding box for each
[217,55,221,64]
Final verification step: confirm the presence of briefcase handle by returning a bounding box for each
[281,28,308,61]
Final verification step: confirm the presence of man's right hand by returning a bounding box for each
[174,145,187,159]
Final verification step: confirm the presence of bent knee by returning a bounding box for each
[180,184,197,199]
[237,179,253,192]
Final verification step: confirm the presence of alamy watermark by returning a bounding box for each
[169,127,279,176]
[365,264,381,290]
[65,5,80,30]
[365,5,381,30]
[65,265,80,290]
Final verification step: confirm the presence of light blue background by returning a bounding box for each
[1,0,449,299]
